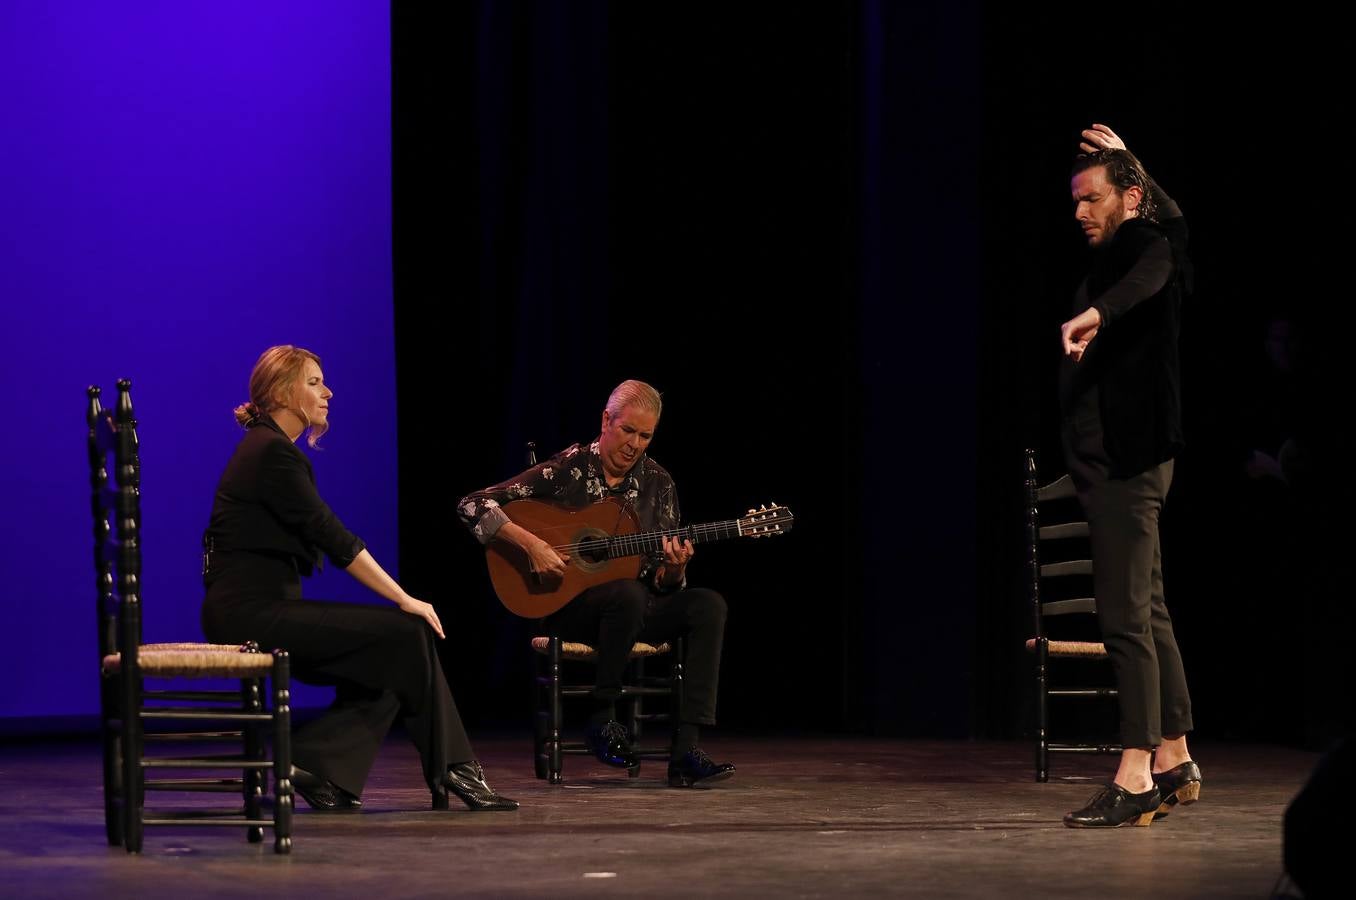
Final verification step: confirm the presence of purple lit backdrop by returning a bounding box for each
[1,2,396,719]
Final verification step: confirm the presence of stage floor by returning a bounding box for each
[0,734,1317,897]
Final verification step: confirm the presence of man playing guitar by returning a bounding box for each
[457,380,735,788]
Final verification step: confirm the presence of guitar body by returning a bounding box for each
[485,498,644,618]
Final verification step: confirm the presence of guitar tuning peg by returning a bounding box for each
[759,504,767,511]
[747,508,755,515]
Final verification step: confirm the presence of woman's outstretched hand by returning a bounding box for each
[342,549,445,638]
[396,593,445,639]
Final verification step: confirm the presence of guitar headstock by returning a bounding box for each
[737,503,793,538]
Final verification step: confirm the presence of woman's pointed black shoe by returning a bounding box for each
[291,765,362,812]
[1152,760,1202,818]
[433,761,519,811]
[1063,783,1160,828]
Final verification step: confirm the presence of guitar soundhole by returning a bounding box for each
[573,527,611,570]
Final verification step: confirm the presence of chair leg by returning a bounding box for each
[671,636,685,736]
[1036,638,1049,783]
[271,652,293,855]
[100,681,124,847]
[533,711,550,780]
[629,657,644,741]
[547,636,563,785]
[121,672,144,854]
[241,678,265,844]
[533,651,549,780]
[623,657,643,778]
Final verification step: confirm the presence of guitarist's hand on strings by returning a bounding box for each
[496,521,569,577]
[528,539,569,577]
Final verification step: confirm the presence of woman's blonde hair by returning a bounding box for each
[233,345,327,447]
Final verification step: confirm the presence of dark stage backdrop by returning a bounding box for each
[395,3,1347,745]
[1,2,399,722]
[8,3,1339,743]
[392,1,980,737]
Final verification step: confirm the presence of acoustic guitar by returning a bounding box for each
[485,498,793,617]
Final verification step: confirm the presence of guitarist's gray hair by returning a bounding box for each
[605,380,663,420]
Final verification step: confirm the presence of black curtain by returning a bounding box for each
[392,2,1348,745]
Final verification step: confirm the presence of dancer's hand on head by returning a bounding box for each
[1080,123,1127,154]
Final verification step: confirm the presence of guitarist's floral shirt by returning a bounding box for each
[457,442,682,591]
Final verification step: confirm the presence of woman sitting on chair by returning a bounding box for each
[201,345,516,812]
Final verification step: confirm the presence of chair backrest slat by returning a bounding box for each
[1036,474,1076,502]
[1039,522,1089,541]
[1025,449,1098,637]
[1041,597,1097,617]
[1040,560,1092,578]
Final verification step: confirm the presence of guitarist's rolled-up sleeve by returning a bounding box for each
[457,449,583,544]
[459,495,510,543]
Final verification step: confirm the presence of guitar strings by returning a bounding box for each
[547,515,794,555]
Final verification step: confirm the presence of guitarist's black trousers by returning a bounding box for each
[203,549,474,797]
[543,578,728,726]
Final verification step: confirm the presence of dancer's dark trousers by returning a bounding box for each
[542,578,727,726]
[202,551,472,797]
[1066,429,1194,748]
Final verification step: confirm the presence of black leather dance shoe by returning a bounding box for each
[667,748,735,788]
[433,760,519,811]
[291,765,362,812]
[584,720,639,770]
[1063,783,1161,827]
[1152,760,1202,818]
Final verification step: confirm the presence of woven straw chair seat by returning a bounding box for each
[102,644,275,678]
[141,642,242,652]
[530,637,671,661]
[1024,638,1108,658]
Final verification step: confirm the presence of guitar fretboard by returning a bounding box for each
[558,520,745,560]
[606,521,744,558]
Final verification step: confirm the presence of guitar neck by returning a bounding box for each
[594,520,744,560]
[488,499,791,618]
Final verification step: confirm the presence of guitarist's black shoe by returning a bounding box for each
[667,749,735,788]
[584,720,639,770]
